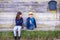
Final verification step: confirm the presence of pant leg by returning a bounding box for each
[17,26,22,37]
[13,26,18,36]
[29,25,34,30]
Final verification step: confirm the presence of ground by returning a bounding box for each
[0,30,60,40]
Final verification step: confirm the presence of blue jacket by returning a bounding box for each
[26,17,37,29]
[15,17,23,26]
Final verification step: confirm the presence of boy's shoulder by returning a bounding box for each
[27,17,30,19]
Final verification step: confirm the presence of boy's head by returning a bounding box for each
[28,12,33,18]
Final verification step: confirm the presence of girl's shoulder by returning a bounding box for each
[21,17,23,19]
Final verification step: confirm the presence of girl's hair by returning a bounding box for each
[16,12,22,19]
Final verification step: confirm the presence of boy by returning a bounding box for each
[26,12,37,30]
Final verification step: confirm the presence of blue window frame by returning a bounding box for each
[48,1,57,10]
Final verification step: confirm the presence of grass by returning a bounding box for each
[0,30,60,40]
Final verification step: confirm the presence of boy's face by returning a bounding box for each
[29,14,33,18]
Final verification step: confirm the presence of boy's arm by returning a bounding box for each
[26,18,29,27]
[34,18,37,28]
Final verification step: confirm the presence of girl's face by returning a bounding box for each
[17,15,22,19]
[19,15,22,17]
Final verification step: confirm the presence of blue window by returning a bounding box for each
[48,1,57,10]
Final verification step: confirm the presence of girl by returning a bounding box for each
[13,12,23,40]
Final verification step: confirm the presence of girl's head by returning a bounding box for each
[16,12,22,19]
[28,12,33,18]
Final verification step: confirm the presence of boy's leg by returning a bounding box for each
[29,25,34,30]
[17,26,22,40]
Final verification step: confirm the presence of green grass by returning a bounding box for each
[21,31,56,38]
[0,30,60,40]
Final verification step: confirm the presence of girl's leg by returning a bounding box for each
[13,26,18,40]
[17,26,22,40]
[17,26,22,37]
[13,26,17,36]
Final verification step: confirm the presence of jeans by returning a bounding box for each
[13,26,22,37]
[27,25,34,30]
